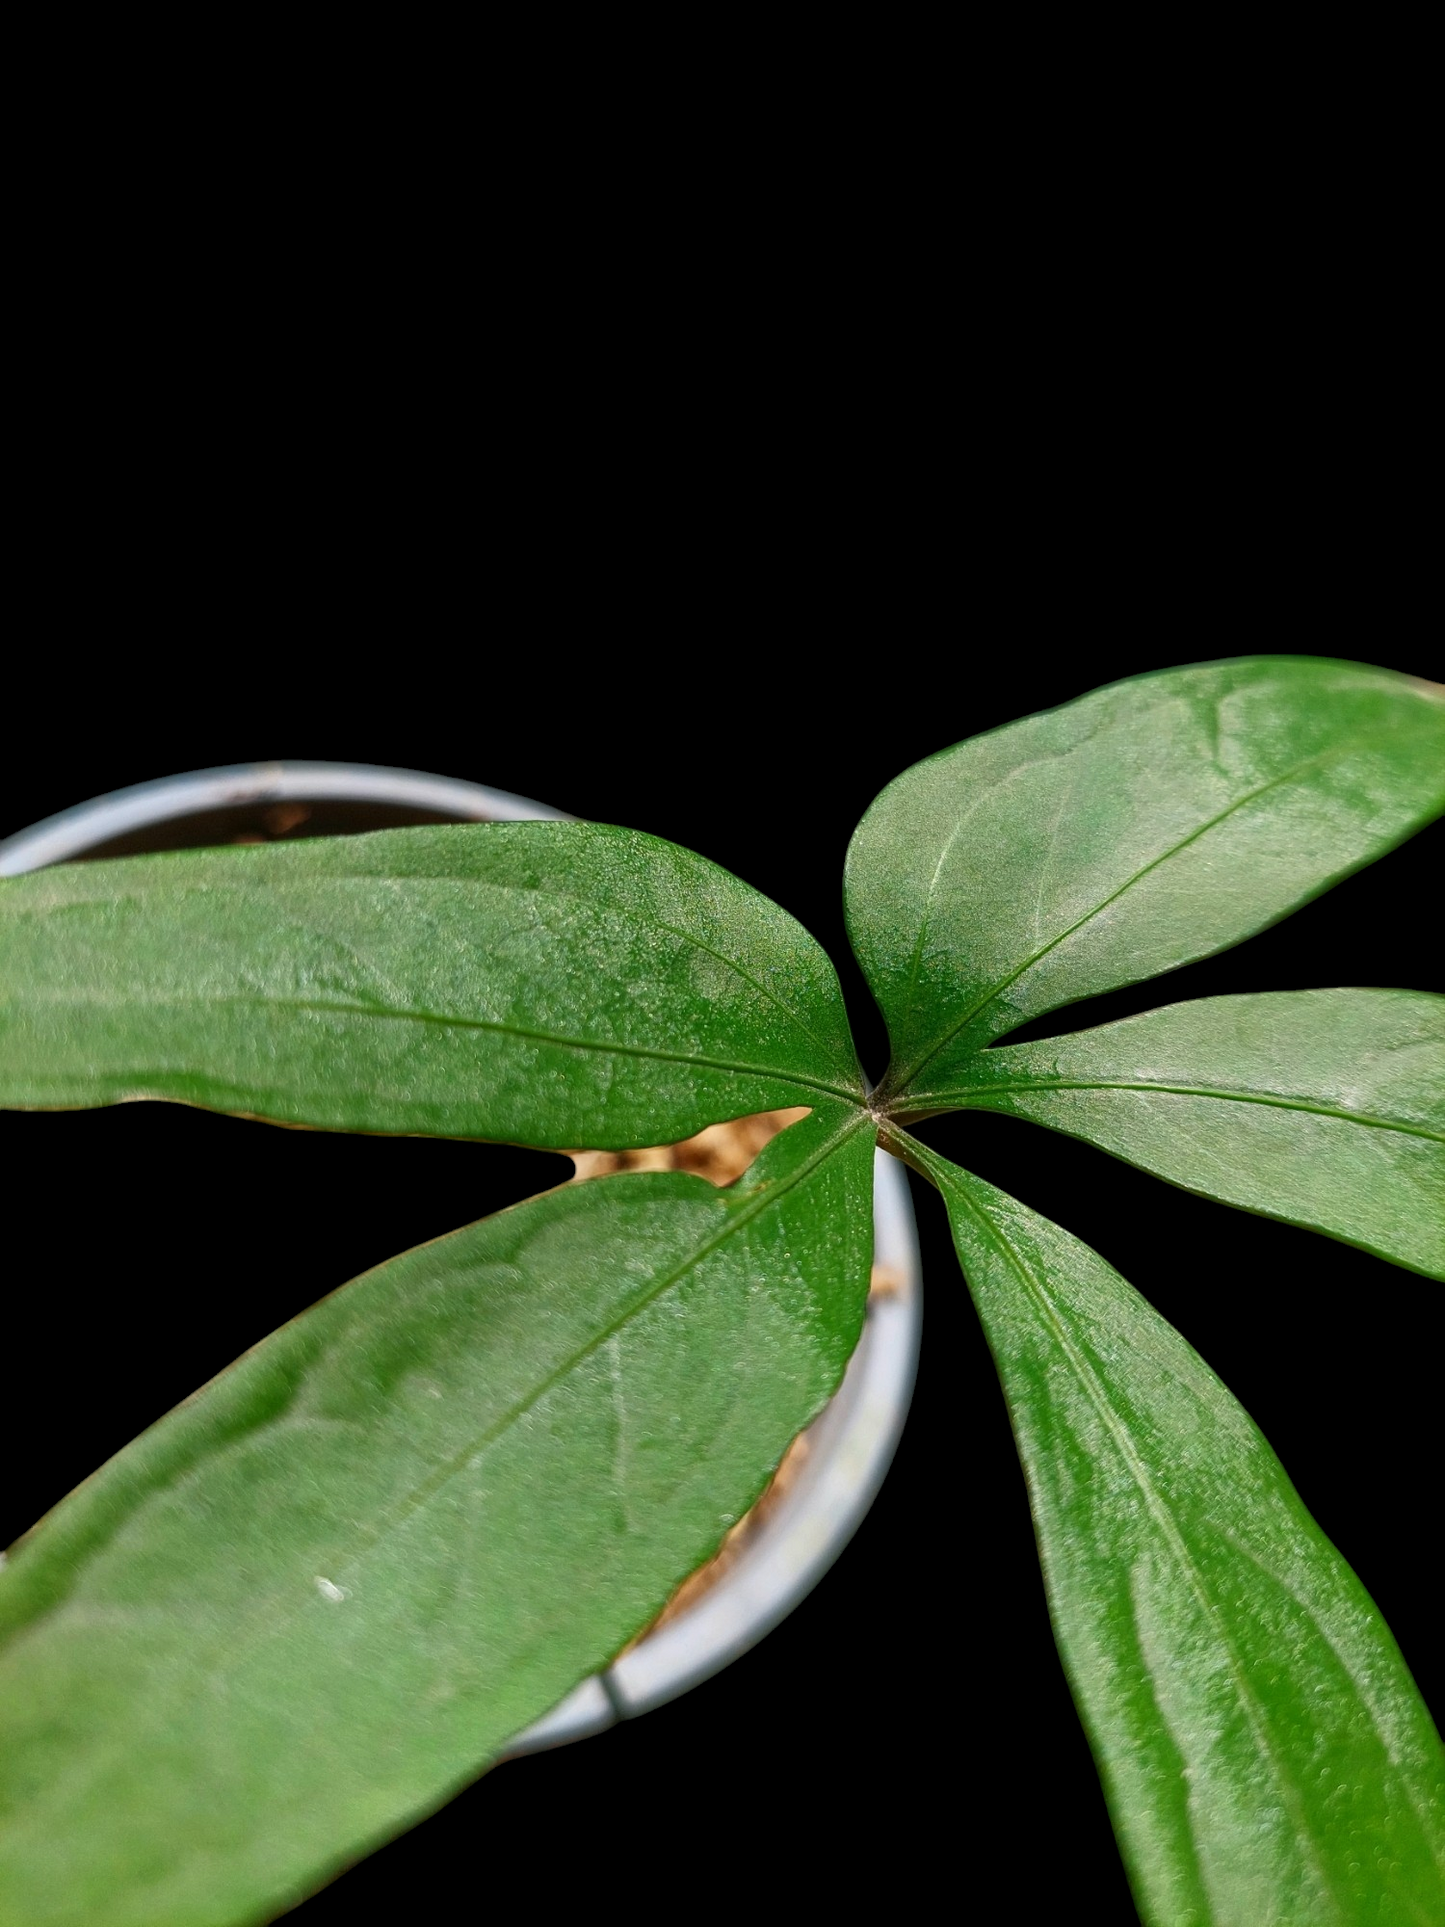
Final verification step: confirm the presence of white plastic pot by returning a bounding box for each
[0,761,923,1751]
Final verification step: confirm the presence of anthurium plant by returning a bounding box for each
[1,657,1441,1927]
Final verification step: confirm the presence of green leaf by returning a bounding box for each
[0,1106,874,1927]
[912,989,1445,1280]
[901,1133,1445,1927]
[843,658,1445,1100]
[0,822,864,1148]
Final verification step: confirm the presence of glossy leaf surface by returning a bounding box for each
[844,658,1445,1099]
[908,1136,1445,1927]
[918,990,1445,1279]
[0,822,864,1148]
[0,1108,874,1927]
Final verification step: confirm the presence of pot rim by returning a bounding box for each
[0,761,922,1751]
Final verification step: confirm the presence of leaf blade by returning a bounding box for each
[907,1136,1445,1927]
[917,989,1445,1279]
[843,658,1445,1097]
[0,821,865,1147]
[0,1107,875,1927]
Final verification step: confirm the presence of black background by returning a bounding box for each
[1,649,1440,1923]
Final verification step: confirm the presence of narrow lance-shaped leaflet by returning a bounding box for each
[909,989,1445,1280]
[844,657,1445,1100]
[897,1132,1445,1927]
[0,821,865,1148]
[0,1106,874,1927]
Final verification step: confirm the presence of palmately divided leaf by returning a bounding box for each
[0,1106,874,1927]
[916,990,1445,1279]
[843,658,1445,1098]
[0,821,864,1148]
[907,1136,1445,1927]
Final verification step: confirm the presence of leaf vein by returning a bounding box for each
[916,1079,1444,1142]
[939,1167,1343,1913]
[893,730,1414,1090]
[327,1112,870,1578]
[27,992,861,1107]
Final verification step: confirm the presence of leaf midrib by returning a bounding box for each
[5,858,857,1093]
[0,1112,870,1841]
[889,724,1430,1093]
[20,992,863,1107]
[330,1108,870,1569]
[910,1078,1444,1142]
[921,1144,1344,1918]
